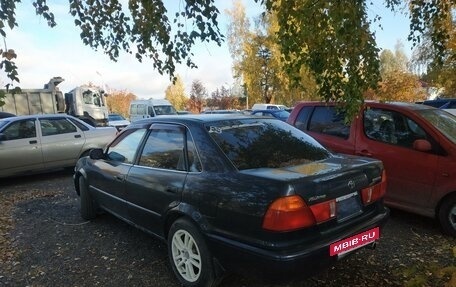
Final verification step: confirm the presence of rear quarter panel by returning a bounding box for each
[81,127,117,151]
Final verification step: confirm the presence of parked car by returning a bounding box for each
[129,99,177,122]
[419,98,456,115]
[177,110,191,115]
[74,114,389,286]
[108,113,130,131]
[202,109,243,114]
[251,103,289,110]
[288,101,456,236]
[251,109,290,121]
[0,111,16,119]
[0,114,117,178]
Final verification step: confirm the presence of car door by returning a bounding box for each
[0,118,43,176]
[356,107,438,212]
[125,123,188,236]
[88,128,147,219]
[39,117,86,168]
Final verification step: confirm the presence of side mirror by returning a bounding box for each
[89,148,105,159]
[413,139,432,152]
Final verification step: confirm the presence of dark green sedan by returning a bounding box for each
[74,114,389,286]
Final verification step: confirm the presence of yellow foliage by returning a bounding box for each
[365,72,427,102]
[106,89,137,118]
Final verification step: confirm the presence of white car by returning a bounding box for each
[0,114,117,178]
[108,113,131,131]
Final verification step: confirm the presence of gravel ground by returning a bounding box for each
[0,170,455,287]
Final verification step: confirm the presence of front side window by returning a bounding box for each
[82,90,104,107]
[308,106,349,139]
[139,125,185,170]
[364,108,428,148]
[207,118,330,170]
[1,119,36,140]
[106,129,146,163]
[40,118,77,136]
[418,109,456,144]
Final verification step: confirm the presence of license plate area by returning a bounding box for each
[336,192,362,222]
[330,227,380,256]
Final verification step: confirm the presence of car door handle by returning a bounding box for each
[114,175,125,182]
[74,134,82,138]
[29,140,37,144]
[356,150,372,157]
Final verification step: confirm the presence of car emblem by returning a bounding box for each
[348,180,356,190]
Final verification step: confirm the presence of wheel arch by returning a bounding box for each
[79,149,93,159]
[435,191,456,217]
[73,169,88,196]
[163,203,211,240]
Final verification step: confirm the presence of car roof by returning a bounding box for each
[130,113,266,127]
[295,101,436,112]
[1,114,76,120]
[252,109,286,113]
[0,114,94,129]
[366,101,437,111]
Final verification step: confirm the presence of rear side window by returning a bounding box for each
[308,107,349,139]
[39,118,77,136]
[293,106,313,131]
[138,124,199,171]
[68,118,90,131]
[139,126,184,170]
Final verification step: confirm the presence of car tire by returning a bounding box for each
[438,194,456,237]
[79,176,97,220]
[167,218,219,287]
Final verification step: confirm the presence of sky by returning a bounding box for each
[3,0,412,100]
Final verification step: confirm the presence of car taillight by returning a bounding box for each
[361,170,387,205]
[310,199,336,223]
[262,195,336,232]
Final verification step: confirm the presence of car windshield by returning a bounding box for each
[418,109,456,144]
[154,105,177,115]
[207,118,331,170]
[0,119,11,129]
[109,114,125,121]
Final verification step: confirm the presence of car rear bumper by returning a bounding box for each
[206,207,389,279]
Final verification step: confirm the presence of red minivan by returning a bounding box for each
[288,101,456,236]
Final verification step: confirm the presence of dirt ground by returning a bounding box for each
[0,170,455,287]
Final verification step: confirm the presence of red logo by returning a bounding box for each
[330,227,379,256]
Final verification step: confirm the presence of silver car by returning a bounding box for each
[0,114,117,178]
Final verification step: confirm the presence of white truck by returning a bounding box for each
[0,77,109,126]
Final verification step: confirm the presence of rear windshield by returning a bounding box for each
[418,109,456,144]
[207,118,331,170]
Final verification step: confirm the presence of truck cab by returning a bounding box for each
[65,86,109,127]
